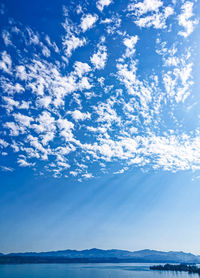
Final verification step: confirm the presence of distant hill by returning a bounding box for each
[1,248,199,263]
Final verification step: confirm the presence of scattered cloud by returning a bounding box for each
[90,37,107,69]
[178,1,198,38]
[128,0,163,15]
[62,16,86,58]
[0,51,12,74]
[134,7,174,29]
[2,30,12,46]
[96,0,112,12]
[123,35,138,58]
[82,173,93,179]
[71,110,91,121]
[0,139,9,148]
[0,1,199,180]
[128,0,174,29]
[80,14,98,32]
[0,166,14,172]
[17,158,35,167]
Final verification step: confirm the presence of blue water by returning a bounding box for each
[0,263,199,278]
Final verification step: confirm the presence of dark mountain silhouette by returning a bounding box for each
[1,248,199,264]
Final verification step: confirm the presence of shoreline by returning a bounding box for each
[150,264,200,274]
[0,257,198,265]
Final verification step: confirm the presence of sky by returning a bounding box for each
[0,0,200,254]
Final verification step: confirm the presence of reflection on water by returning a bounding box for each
[0,263,199,278]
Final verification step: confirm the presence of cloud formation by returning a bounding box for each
[97,0,112,12]
[80,14,98,32]
[0,0,199,180]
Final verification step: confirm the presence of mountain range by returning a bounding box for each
[1,248,200,263]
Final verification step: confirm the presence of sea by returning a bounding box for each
[0,263,199,278]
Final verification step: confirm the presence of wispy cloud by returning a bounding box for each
[0,166,14,172]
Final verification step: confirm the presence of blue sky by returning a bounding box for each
[0,0,200,254]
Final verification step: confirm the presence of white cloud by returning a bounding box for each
[128,0,173,30]
[37,96,52,108]
[90,50,107,69]
[71,110,91,121]
[1,166,14,172]
[70,171,78,176]
[90,39,107,69]
[96,0,112,12]
[62,17,86,58]
[100,18,112,24]
[82,173,93,179]
[0,1,200,179]
[57,161,70,169]
[19,101,30,110]
[25,27,40,45]
[80,14,98,32]
[45,35,59,53]
[73,61,91,77]
[17,158,35,167]
[42,45,51,57]
[26,135,49,160]
[14,57,90,108]
[22,147,40,159]
[15,65,27,80]
[4,122,23,136]
[123,35,138,58]
[63,34,86,57]
[57,118,75,141]
[134,7,173,29]
[128,0,163,15]
[0,51,12,74]
[2,30,12,46]
[78,76,92,90]
[141,134,200,171]
[114,167,128,174]
[94,99,121,127]
[0,139,9,148]
[123,36,138,49]
[178,1,198,38]
[2,96,20,112]
[31,112,56,145]
[76,5,83,14]
[14,113,33,127]
[1,81,24,95]
[11,141,20,152]
[162,50,193,103]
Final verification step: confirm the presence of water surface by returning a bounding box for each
[0,263,199,278]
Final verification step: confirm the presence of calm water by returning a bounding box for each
[0,263,199,278]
